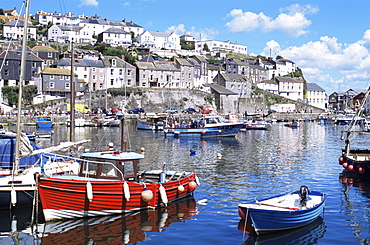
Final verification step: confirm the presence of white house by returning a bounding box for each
[275,76,304,101]
[35,10,82,26]
[97,28,132,46]
[194,40,248,55]
[257,79,278,94]
[47,25,83,43]
[102,56,136,89]
[305,83,326,110]
[2,20,37,40]
[137,31,180,50]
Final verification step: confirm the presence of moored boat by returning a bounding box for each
[242,119,271,130]
[37,149,199,221]
[238,186,326,235]
[36,116,53,128]
[339,87,370,177]
[163,115,243,137]
[284,121,301,128]
[136,118,165,131]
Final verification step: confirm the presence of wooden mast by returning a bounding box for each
[69,40,75,142]
[14,0,30,175]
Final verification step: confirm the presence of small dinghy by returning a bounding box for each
[238,186,326,235]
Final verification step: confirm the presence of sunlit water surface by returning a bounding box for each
[1,122,370,244]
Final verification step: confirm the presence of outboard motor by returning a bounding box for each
[299,185,309,207]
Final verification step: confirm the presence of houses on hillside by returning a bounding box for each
[0,7,330,111]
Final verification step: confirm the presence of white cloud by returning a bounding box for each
[225,4,317,38]
[79,0,99,7]
[123,2,130,7]
[262,31,370,92]
[165,24,218,40]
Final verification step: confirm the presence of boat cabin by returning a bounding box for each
[79,151,144,181]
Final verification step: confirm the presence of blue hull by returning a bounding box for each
[238,190,326,235]
[164,124,243,137]
[37,122,53,128]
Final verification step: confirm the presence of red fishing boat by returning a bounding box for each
[37,149,199,221]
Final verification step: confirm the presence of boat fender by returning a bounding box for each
[201,130,206,134]
[299,185,309,207]
[86,181,93,202]
[123,181,130,201]
[338,157,344,164]
[358,167,365,174]
[188,180,197,191]
[141,188,153,202]
[159,184,168,206]
[11,189,17,206]
[348,165,354,171]
[178,184,185,192]
[195,175,200,186]
[342,162,348,168]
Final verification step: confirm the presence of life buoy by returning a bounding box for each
[358,167,365,174]
[348,165,354,171]
[123,182,130,201]
[159,184,168,205]
[86,181,93,202]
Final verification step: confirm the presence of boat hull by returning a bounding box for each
[137,120,164,131]
[238,190,326,235]
[164,124,243,137]
[340,149,370,177]
[38,173,197,221]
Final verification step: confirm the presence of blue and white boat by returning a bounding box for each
[238,186,326,235]
[163,115,244,137]
[36,116,53,128]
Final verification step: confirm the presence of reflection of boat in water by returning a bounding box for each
[239,216,326,245]
[40,196,197,244]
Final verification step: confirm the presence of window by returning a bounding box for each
[127,70,131,76]
[48,52,52,58]
[50,75,54,80]
[111,69,114,75]
[49,82,54,88]
[92,75,96,80]
[111,79,114,85]
[112,59,116,66]
[60,75,64,80]
[92,67,96,72]
[4,70,9,76]
[65,83,70,89]
[119,69,123,75]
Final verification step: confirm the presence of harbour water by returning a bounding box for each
[1,121,370,244]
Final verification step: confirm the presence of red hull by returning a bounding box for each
[38,173,197,220]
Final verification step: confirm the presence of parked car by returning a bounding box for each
[200,108,213,114]
[164,108,178,114]
[128,108,145,114]
[183,108,197,114]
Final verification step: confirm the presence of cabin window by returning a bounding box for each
[81,162,98,176]
[101,160,118,177]
[122,161,135,178]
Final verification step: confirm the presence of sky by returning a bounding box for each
[3,0,370,94]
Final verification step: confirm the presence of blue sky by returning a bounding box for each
[3,0,370,94]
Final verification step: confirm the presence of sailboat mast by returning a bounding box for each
[14,0,30,175]
[69,41,75,141]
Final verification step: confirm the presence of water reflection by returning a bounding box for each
[239,216,326,245]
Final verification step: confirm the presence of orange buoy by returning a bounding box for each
[141,188,153,202]
[188,180,197,191]
[348,165,354,171]
[358,167,365,174]
[201,130,206,134]
[338,157,344,165]
[342,162,348,168]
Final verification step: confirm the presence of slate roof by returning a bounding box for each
[4,20,35,27]
[204,83,238,95]
[259,79,277,85]
[79,19,107,25]
[221,73,248,82]
[139,55,164,62]
[102,27,130,34]
[148,31,174,38]
[106,20,142,28]
[176,58,193,66]
[135,62,157,70]
[101,56,135,69]
[305,83,325,92]
[0,50,42,62]
[57,25,83,32]
[57,58,105,68]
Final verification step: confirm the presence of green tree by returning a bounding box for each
[2,85,38,107]
[180,39,194,50]
[203,43,210,52]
